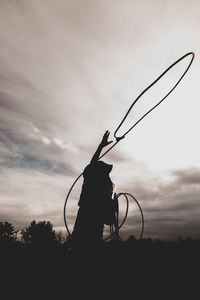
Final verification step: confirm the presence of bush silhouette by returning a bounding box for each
[21,220,56,245]
[0,221,17,242]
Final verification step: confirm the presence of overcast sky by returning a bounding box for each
[0,0,200,240]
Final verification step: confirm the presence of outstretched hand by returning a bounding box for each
[100,130,113,147]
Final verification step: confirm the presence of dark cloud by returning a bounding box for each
[173,168,200,185]
[1,153,73,175]
[0,86,77,176]
[115,167,200,240]
[0,123,76,175]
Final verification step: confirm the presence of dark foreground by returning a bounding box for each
[1,239,199,300]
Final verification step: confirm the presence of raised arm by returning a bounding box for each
[90,131,113,164]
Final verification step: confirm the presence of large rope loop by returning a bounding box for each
[114,52,194,141]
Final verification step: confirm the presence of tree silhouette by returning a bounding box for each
[21,220,56,245]
[0,221,17,242]
[55,231,66,244]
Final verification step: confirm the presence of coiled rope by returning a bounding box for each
[64,52,194,240]
[103,192,144,241]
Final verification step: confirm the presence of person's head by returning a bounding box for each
[84,161,113,180]
[96,160,113,175]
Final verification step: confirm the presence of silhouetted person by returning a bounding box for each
[71,131,114,249]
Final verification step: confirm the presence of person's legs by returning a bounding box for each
[70,207,104,252]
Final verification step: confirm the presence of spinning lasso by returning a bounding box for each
[64,52,195,239]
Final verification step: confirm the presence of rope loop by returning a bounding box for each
[114,52,194,140]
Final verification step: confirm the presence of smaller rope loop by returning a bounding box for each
[103,192,129,242]
[103,192,144,242]
[123,193,144,240]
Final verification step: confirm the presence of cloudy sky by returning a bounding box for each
[0,0,200,240]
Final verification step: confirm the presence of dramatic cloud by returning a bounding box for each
[118,168,200,240]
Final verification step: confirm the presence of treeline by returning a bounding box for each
[0,220,66,246]
[1,220,200,249]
